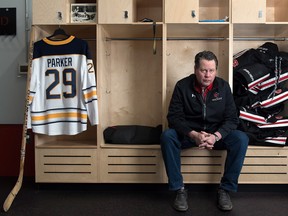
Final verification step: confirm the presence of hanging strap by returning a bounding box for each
[153,21,156,55]
[268,56,278,99]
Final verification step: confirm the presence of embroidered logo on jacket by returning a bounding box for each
[212,92,222,101]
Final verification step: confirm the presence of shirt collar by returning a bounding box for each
[194,80,214,94]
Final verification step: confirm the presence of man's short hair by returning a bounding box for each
[195,51,218,69]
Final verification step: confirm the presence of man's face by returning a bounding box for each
[195,59,217,88]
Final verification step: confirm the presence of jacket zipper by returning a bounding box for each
[201,88,207,131]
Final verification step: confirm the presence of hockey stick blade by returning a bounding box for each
[3,167,24,212]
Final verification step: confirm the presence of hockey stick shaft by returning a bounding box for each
[3,29,34,212]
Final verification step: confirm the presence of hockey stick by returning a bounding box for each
[3,28,34,212]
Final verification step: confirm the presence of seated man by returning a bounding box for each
[161,50,249,212]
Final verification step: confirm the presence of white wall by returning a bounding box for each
[0,0,31,124]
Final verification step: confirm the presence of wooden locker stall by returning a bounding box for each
[97,0,165,183]
[232,0,288,183]
[164,0,231,184]
[31,0,98,183]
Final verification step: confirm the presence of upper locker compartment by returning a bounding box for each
[165,0,230,24]
[232,0,266,23]
[165,0,199,23]
[232,0,288,23]
[32,0,70,25]
[98,0,163,24]
[32,0,97,25]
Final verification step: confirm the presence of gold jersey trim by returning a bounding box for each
[43,36,75,46]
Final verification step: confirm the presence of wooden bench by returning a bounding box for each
[35,141,288,184]
[98,145,288,184]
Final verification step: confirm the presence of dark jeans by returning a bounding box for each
[160,129,249,192]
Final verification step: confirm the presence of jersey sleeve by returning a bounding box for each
[82,46,99,126]
[27,44,40,129]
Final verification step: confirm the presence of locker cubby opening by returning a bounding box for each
[136,0,163,22]
[199,0,230,21]
[266,0,288,22]
[97,24,163,148]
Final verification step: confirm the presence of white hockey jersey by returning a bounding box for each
[28,36,98,135]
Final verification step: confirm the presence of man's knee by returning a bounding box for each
[235,130,249,143]
[231,130,249,150]
[161,129,175,142]
[160,129,180,149]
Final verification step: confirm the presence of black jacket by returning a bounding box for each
[167,74,239,139]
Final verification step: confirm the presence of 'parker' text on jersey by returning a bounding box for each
[47,57,73,68]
